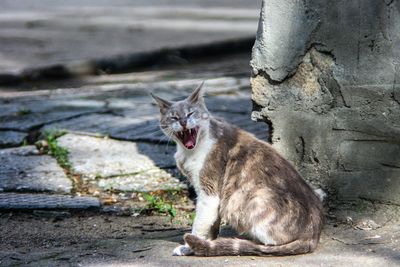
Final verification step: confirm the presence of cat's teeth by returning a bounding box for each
[189,129,191,135]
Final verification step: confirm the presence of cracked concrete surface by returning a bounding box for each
[251,0,400,206]
[0,146,72,193]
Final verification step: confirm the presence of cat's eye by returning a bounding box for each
[186,111,194,117]
[171,116,179,121]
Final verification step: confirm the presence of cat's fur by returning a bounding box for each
[151,83,324,257]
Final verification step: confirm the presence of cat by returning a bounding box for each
[151,82,324,256]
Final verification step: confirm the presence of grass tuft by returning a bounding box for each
[41,131,71,170]
[16,108,32,116]
[142,192,177,218]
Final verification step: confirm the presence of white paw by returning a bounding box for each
[172,245,194,256]
[314,188,326,202]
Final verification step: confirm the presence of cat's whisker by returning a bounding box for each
[140,128,164,138]
[156,135,169,146]
[165,131,175,151]
[156,129,175,146]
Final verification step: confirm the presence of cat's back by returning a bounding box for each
[210,117,276,161]
[211,118,321,206]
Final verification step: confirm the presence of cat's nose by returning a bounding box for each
[179,119,187,128]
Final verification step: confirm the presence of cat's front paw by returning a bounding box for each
[172,245,194,256]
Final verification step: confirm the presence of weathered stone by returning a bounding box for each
[42,110,165,143]
[251,0,400,207]
[333,170,400,205]
[0,146,72,193]
[0,193,100,210]
[111,119,166,143]
[338,140,400,171]
[0,99,106,131]
[339,85,396,108]
[0,131,27,147]
[251,0,319,81]
[333,107,400,141]
[57,134,176,180]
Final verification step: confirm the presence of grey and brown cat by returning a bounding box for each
[151,82,324,256]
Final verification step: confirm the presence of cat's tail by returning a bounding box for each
[184,234,317,256]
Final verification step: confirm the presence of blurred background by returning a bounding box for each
[0,0,260,73]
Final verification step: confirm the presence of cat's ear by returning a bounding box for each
[187,81,205,104]
[150,93,172,113]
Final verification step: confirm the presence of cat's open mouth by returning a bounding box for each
[175,127,199,150]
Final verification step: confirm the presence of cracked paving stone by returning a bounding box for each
[0,193,100,210]
[0,99,106,131]
[0,131,27,147]
[42,109,165,143]
[57,134,179,189]
[0,146,72,193]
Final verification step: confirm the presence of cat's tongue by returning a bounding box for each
[183,130,196,149]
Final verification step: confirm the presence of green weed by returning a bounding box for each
[188,211,196,224]
[16,108,32,116]
[142,193,177,218]
[42,131,70,169]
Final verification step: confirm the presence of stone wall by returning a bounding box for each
[251,0,400,205]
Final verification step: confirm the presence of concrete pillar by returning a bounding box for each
[251,0,400,205]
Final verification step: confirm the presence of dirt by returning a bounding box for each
[0,211,189,266]
[1,203,399,267]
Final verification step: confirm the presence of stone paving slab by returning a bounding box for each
[44,113,167,143]
[0,130,27,147]
[57,134,185,192]
[57,134,176,179]
[0,98,106,131]
[0,146,72,193]
[0,193,100,210]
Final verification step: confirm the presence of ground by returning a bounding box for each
[1,207,400,266]
[1,1,400,266]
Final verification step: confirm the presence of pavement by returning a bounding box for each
[0,56,264,210]
[0,1,399,266]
